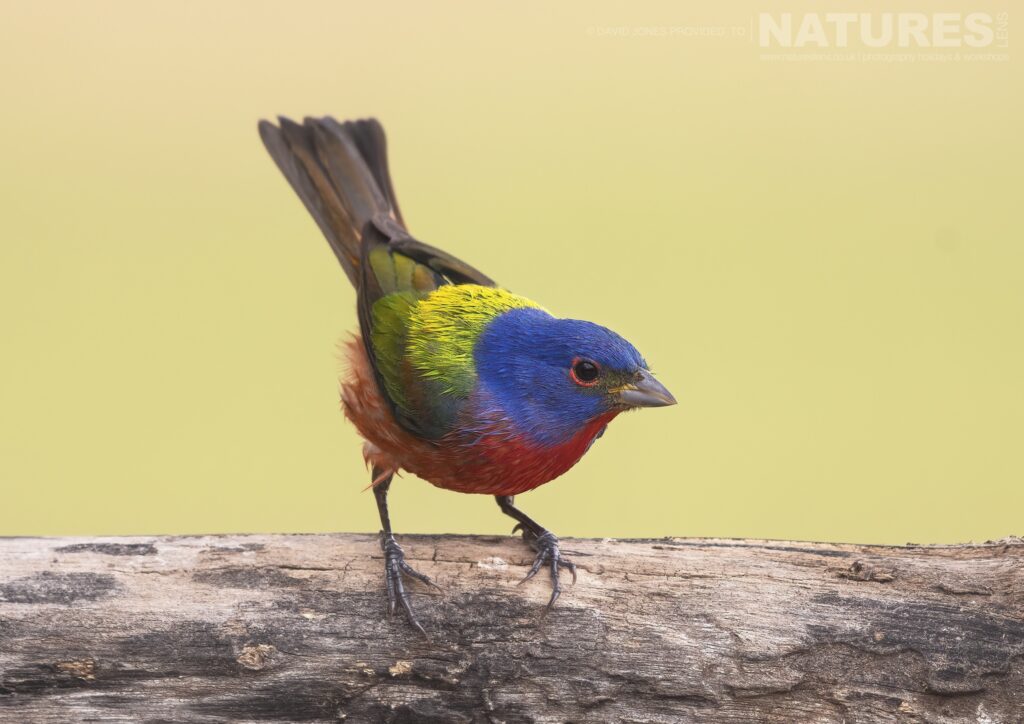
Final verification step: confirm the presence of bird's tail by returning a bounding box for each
[258,116,404,287]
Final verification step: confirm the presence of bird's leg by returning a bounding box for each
[495,495,577,609]
[373,467,438,634]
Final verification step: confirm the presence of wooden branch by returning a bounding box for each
[1,533,1022,722]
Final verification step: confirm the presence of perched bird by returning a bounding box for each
[259,117,676,632]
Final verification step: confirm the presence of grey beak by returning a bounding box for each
[616,369,677,408]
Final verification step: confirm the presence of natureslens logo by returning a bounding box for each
[758,13,1008,49]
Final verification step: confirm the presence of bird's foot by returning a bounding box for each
[381,534,440,635]
[512,525,577,610]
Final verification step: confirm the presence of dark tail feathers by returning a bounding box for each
[258,116,404,286]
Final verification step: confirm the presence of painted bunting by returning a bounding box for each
[259,117,676,632]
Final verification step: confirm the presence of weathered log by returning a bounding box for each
[0,533,1022,722]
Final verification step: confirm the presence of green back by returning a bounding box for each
[363,245,540,439]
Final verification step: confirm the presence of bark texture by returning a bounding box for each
[0,533,1022,723]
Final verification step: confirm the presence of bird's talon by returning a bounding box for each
[381,536,432,634]
[516,529,575,610]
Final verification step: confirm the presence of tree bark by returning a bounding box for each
[1,533,1022,723]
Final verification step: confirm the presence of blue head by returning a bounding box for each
[473,308,675,446]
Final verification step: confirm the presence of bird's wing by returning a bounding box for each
[352,198,498,443]
[356,226,450,438]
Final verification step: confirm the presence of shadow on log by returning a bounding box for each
[1,533,1022,722]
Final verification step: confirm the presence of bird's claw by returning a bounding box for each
[516,529,577,610]
[381,535,439,635]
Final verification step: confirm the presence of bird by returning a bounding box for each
[258,117,676,633]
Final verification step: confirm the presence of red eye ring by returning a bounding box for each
[570,357,601,386]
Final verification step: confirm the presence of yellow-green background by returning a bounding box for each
[1,2,1020,543]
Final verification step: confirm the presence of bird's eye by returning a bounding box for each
[570,358,601,386]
